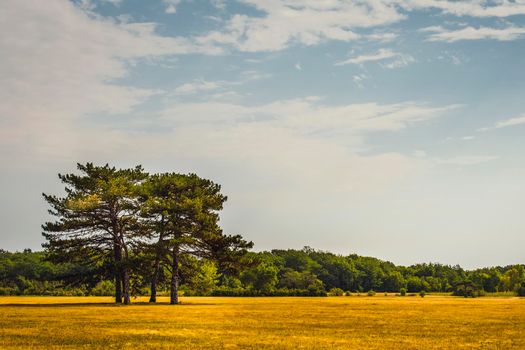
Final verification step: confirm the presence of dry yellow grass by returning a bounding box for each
[1,295,524,349]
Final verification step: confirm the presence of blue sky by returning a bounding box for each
[1,0,525,268]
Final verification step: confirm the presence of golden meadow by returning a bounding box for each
[1,295,524,349]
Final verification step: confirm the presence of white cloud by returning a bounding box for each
[380,54,416,69]
[423,25,525,42]
[239,70,273,81]
[495,114,525,128]
[162,0,181,14]
[401,0,525,18]
[143,97,457,196]
[438,155,499,166]
[335,49,415,69]
[479,114,525,131]
[192,1,525,52]
[0,0,227,160]
[366,32,398,42]
[160,97,459,133]
[101,0,123,5]
[197,1,405,52]
[336,49,397,66]
[174,79,228,94]
[295,62,302,70]
[352,74,368,88]
[461,136,475,141]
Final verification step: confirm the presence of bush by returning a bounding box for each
[90,280,115,296]
[419,290,426,298]
[211,287,327,297]
[453,281,479,298]
[399,288,407,296]
[344,291,352,296]
[0,286,18,295]
[178,285,196,296]
[329,287,344,296]
[367,290,376,296]
[517,283,525,297]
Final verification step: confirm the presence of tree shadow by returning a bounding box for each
[0,301,215,307]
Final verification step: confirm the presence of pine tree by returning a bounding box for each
[42,163,147,304]
[140,172,252,304]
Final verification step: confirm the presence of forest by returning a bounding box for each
[2,245,525,299]
[1,163,524,301]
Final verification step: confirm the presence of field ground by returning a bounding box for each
[1,295,524,349]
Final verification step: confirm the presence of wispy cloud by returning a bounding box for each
[423,25,525,42]
[0,0,225,159]
[403,0,525,18]
[192,1,525,53]
[437,155,499,166]
[174,79,228,94]
[336,49,398,66]
[196,1,405,52]
[494,115,525,128]
[160,97,460,133]
[162,0,181,14]
[365,32,398,42]
[352,74,368,88]
[479,114,525,131]
[336,49,415,69]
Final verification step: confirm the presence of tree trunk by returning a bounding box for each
[170,246,179,305]
[113,243,122,304]
[149,258,160,303]
[122,268,131,305]
[150,228,165,303]
[118,228,131,305]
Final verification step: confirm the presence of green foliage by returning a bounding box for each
[278,270,324,291]
[328,287,344,296]
[453,281,480,298]
[91,280,115,296]
[187,260,219,296]
[419,290,426,298]
[241,262,279,293]
[4,239,525,299]
[367,290,376,296]
[517,283,525,297]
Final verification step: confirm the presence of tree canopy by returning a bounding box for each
[41,163,252,304]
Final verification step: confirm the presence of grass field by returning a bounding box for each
[1,295,524,349]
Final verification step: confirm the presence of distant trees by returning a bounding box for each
[41,163,252,304]
[2,248,525,298]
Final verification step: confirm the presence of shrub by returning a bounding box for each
[419,290,426,298]
[367,290,376,296]
[344,291,352,296]
[211,287,327,297]
[329,287,344,296]
[0,286,18,295]
[399,288,407,296]
[90,280,115,296]
[453,281,479,298]
[517,283,525,297]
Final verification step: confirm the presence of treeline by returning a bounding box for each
[2,162,524,301]
[2,248,525,298]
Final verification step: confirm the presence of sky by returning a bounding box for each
[1,0,525,269]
